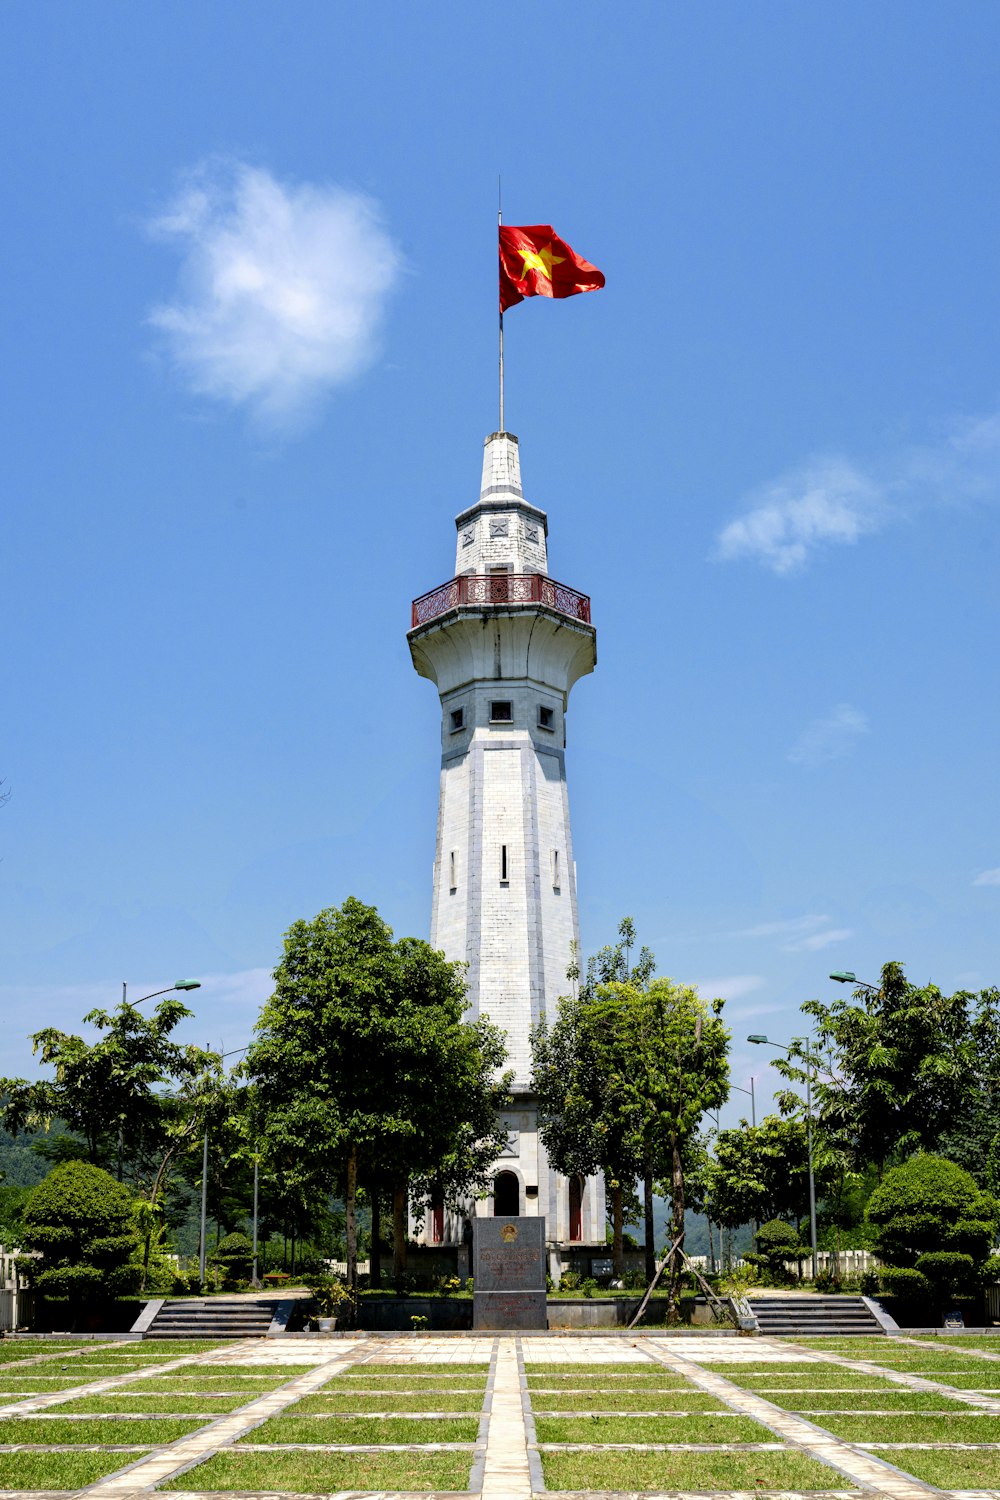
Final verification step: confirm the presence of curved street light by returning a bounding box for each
[829,971,878,994]
[747,1033,818,1280]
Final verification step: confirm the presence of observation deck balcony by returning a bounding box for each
[411,573,592,630]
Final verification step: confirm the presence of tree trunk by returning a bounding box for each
[666,1132,685,1325]
[610,1180,624,1278]
[643,1167,655,1283]
[346,1144,359,1310]
[392,1178,408,1284]
[707,1216,716,1275]
[370,1185,381,1288]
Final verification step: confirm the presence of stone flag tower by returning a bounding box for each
[408,430,604,1257]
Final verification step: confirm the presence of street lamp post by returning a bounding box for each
[117,980,202,1180]
[829,971,879,994]
[748,1033,818,1280]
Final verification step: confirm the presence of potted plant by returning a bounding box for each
[306,1275,354,1331]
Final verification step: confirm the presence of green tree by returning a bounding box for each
[707,1115,812,1232]
[532,973,729,1315]
[580,918,659,1278]
[800,962,978,1172]
[0,996,214,1182]
[245,897,510,1299]
[19,1161,142,1320]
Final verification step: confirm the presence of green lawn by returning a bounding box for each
[931,1335,1000,1347]
[126,1372,290,1391]
[773,1388,973,1411]
[526,1371,696,1390]
[883,1448,1000,1487]
[0,1450,150,1488]
[292,1391,484,1413]
[811,1412,1000,1443]
[523,1361,654,1375]
[48,1392,248,1413]
[534,1413,777,1444]
[361,1361,489,1374]
[0,1377,118,1392]
[332,1372,488,1390]
[530,1390,730,1412]
[540,1449,854,1491]
[239,1413,480,1444]
[0,1415,205,1444]
[915,1372,1000,1390]
[159,1448,474,1491]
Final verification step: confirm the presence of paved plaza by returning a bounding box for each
[4,1333,1000,1498]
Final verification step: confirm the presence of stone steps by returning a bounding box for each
[144,1296,278,1340]
[748,1294,884,1337]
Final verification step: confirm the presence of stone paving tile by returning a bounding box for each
[774,1341,1000,1415]
[77,1349,366,1495]
[482,1339,528,1499]
[650,1344,943,1497]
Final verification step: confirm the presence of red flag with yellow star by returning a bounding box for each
[499,224,605,312]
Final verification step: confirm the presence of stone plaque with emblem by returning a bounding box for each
[473,1216,547,1330]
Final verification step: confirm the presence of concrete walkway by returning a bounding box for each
[3,1332,1000,1497]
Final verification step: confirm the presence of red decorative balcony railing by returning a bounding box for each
[411,573,592,629]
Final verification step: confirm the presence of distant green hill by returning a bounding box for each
[0,1125,51,1188]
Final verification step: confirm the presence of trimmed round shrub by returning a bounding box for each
[914,1250,975,1296]
[866,1154,1000,1270]
[210,1231,254,1283]
[20,1161,142,1306]
[879,1266,930,1298]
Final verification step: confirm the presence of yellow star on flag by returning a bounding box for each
[518,242,565,281]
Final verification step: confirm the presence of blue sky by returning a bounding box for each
[2,2,999,1125]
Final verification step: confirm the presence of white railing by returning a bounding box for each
[0,1245,33,1332]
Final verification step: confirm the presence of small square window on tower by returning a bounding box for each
[450,707,465,732]
[537,705,554,731]
[490,700,513,723]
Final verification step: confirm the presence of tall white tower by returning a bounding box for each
[408,430,603,1252]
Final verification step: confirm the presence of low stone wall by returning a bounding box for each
[354,1294,712,1332]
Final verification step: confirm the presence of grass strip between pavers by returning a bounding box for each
[45,1392,249,1414]
[0,1448,153,1489]
[292,1391,485,1414]
[808,1412,1000,1442]
[877,1447,1000,1487]
[772,1389,975,1411]
[534,1413,776,1444]
[526,1372,697,1389]
[0,1416,205,1444]
[540,1449,857,1491]
[239,1414,480,1444]
[362,1361,489,1374]
[531,1392,730,1413]
[157,1448,474,1491]
[127,1372,300,1390]
[522,1361,654,1374]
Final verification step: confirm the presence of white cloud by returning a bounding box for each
[146,161,402,425]
[787,703,868,767]
[693,974,765,1003]
[715,458,883,574]
[736,914,831,940]
[782,926,853,953]
[715,401,1000,572]
[974,868,1000,886]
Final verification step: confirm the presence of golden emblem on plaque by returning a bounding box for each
[500,1224,518,1243]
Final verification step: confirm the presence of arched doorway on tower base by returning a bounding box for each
[493,1170,519,1216]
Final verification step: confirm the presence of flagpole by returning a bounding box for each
[498,200,504,433]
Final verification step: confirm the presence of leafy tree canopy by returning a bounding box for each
[798,962,981,1171]
[245,897,510,1293]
